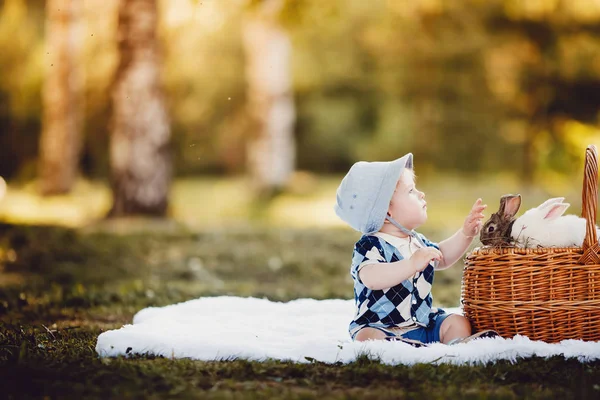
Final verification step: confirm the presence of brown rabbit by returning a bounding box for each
[479,194,522,246]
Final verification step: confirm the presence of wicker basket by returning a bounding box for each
[461,145,600,343]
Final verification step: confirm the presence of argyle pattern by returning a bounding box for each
[349,233,440,339]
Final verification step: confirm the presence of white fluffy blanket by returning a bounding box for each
[95,296,600,365]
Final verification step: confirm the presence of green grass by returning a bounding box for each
[0,172,588,232]
[0,173,597,398]
[2,222,600,399]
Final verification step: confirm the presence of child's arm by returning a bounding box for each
[437,198,487,270]
[359,247,443,290]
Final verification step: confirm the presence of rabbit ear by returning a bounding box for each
[537,197,566,210]
[543,203,570,220]
[499,194,521,218]
[504,195,521,218]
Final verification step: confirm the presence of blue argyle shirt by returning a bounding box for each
[348,232,440,339]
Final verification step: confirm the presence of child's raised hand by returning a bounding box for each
[410,248,443,272]
[463,198,487,238]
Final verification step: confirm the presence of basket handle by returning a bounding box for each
[579,144,600,264]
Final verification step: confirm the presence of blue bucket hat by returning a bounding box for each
[334,153,413,235]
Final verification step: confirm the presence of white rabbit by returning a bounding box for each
[511,197,600,248]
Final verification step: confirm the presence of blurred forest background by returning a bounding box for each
[3,3,600,397]
[1,0,600,231]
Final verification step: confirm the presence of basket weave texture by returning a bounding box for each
[461,145,600,343]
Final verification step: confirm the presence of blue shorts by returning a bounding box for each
[361,310,452,344]
[400,311,452,343]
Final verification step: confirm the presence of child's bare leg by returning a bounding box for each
[354,327,387,342]
[439,315,471,344]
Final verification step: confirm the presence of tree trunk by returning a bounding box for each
[109,0,171,217]
[39,0,82,195]
[242,0,295,196]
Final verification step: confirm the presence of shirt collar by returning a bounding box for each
[372,231,422,250]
